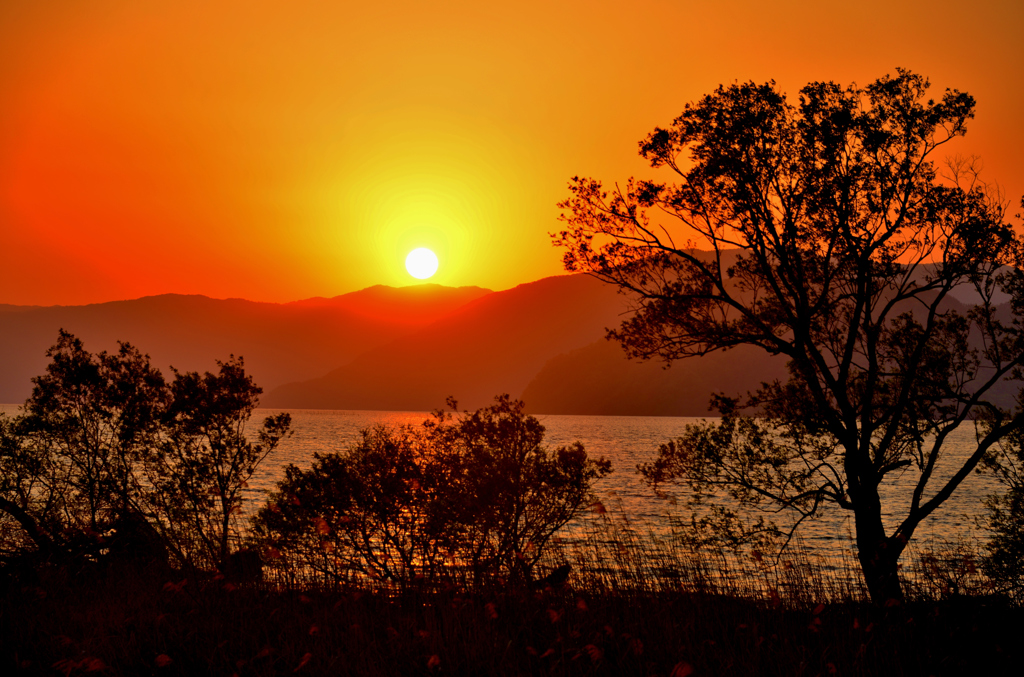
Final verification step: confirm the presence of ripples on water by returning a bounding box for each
[0,404,1001,562]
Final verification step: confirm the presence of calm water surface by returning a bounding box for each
[1,404,1000,562]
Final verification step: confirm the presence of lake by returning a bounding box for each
[246,409,1001,564]
[0,404,1002,563]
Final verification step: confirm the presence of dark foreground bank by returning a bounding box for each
[2,562,1021,677]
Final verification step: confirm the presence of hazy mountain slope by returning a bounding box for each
[0,285,490,404]
[7,261,1016,416]
[264,274,630,411]
[266,269,1023,415]
[520,339,790,416]
[522,296,1022,416]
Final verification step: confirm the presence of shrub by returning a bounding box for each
[0,331,166,564]
[982,428,1024,601]
[254,395,611,587]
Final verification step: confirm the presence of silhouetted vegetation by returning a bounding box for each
[3,330,167,565]
[4,322,1024,674]
[3,512,1022,676]
[982,427,1024,602]
[555,69,1024,604]
[0,331,291,576]
[254,396,611,587]
[148,359,291,572]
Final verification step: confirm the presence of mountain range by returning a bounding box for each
[0,284,489,406]
[6,272,1002,416]
[263,274,629,411]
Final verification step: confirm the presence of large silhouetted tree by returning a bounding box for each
[554,69,1024,604]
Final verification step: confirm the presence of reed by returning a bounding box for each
[3,513,1020,676]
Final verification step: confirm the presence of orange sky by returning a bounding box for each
[1,0,1021,306]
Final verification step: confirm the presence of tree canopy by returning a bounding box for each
[554,69,1024,604]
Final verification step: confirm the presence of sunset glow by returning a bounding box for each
[0,0,1021,305]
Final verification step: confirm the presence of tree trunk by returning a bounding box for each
[858,538,905,604]
[219,508,231,572]
[854,501,906,605]
[0,497,58,559]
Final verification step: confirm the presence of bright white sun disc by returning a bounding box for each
[405,248,439,279]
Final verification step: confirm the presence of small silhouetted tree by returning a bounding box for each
[147,357,291,571]
[554,69,1024,604]
[254,396,610,587]
[0,332,289,575]
[981,428,1024,601]
[255,424,447,585]
[2,330,167,561]
[447,396,611,583]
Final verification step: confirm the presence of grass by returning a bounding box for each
[2,517,1021,676]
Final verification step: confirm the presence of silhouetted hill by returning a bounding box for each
[7,265,1015,416]
[520,339,789,416]
[264,268,1024,415]
[0,285,490,404]
[263,275,630,411]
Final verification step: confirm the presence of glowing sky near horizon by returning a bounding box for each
[1,0,1021,306]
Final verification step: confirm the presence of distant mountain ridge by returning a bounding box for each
[262,274,630,411]
[288,284,490,327]
[7,271,783,416]
[6,270,1009,416]
[258,268,795,416]
[0,285,490,404]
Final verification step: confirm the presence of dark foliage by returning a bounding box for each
[254,395,611,587]
[147,357,292,571]
[0,330,167,564]
[981,427,1024,601]
[0,331,290,576]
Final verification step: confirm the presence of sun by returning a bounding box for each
[405,248,439,280]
